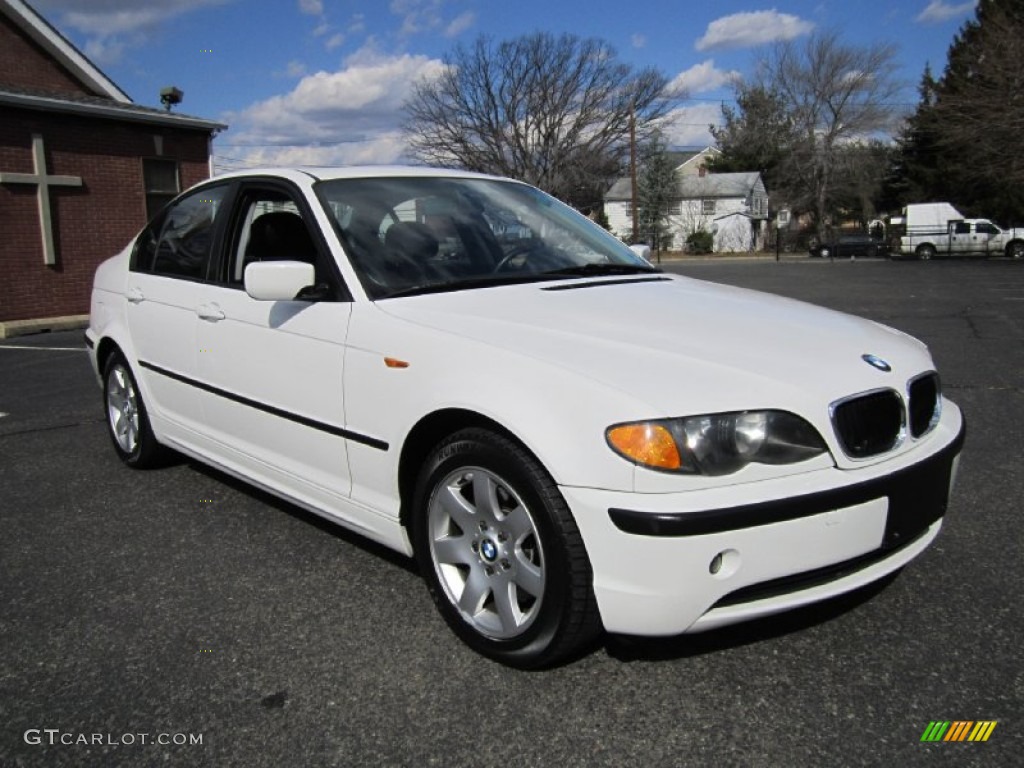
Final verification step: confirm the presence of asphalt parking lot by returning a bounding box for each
[1,259,1021,767]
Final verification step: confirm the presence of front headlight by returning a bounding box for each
[606,410,828,476]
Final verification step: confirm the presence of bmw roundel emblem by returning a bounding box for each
[861,354,892,372]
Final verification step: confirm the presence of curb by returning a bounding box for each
[0,315,89,339]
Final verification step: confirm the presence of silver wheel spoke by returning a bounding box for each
[472,471,500,519]
[504,503,534,543]
[514,555,544,597]
[493,581,520,634]
[438,483,477,531]
[458,568,489,616]
[433,535,471,566]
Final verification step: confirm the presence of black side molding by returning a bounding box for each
[138,360,388,451]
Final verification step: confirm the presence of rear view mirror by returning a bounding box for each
[244,261,316,301]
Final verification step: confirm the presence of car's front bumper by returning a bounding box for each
[563,403,965,636]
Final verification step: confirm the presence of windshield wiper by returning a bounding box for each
[539,263,661,278]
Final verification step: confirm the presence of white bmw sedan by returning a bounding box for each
[87,167,965,667]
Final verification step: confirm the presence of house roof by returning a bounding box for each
[0,0,226,133]
[1,0,129,102]
[606,171,764,202]
[671,146,720,171]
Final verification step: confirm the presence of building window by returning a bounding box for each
[667,201,682,216]
[143,158,180,221]
[702,199,716,215]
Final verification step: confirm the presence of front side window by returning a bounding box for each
[316,176,655,299]
[133,185,226,279]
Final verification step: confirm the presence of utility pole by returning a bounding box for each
[630,103,638,243]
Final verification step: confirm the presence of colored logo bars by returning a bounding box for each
[920,721,997,743]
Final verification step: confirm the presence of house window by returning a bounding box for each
[143,158,180,221]
[702,199,716,215]
[667,201,682,216]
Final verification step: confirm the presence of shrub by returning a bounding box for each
[686,230,713,254]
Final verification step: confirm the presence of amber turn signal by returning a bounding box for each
[606,423,682,471]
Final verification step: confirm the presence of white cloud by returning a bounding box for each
[390,0,443,36]
[298,0,323,15]
[916,1,977,24]
[631,33,647,49]
[326,33,345,50]
[223,130,411,169]
[695,10,815,51]
[661,104,722,148]
[444,11,476,38]
[224,48,446,166]
[278,60,307,79]
[666,60,740,96]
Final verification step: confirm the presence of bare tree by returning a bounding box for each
[402,32,670,208]
[753,30,901,234]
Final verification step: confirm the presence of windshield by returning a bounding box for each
[314,176,655,299]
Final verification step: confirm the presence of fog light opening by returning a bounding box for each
[709,549,740,579]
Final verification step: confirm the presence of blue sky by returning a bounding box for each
[31,0,979,172]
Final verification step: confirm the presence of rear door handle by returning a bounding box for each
[126,287,145,304]
[196,303,226,321]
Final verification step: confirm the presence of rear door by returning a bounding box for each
[126,183,230,440]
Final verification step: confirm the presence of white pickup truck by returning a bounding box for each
[894,203,1024,259]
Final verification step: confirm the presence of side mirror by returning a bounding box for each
[244,261,316,301]
[629,244,651,261]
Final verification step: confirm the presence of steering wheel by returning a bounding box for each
[492,241,538,273]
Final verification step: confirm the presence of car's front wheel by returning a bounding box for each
[412,428,601,668]
[103,351,163,468]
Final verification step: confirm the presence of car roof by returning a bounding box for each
[210,165,516,185]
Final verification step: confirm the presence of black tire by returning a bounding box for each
[102,351,164,468]
[916,244,936,261]
[411,428,601,668]
[1007,240,1024,259]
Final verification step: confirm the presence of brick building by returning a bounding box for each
[0,0,226,334]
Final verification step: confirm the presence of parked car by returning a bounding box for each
[809,233,889,259]
[87,167,965,668]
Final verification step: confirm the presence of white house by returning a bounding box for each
[605,154,769,253]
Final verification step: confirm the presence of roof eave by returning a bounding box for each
[0,90,227,133]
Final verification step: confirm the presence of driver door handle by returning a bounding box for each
[126,287,145,304]
[196,303,226,322]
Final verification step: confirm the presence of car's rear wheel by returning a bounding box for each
[103,351,163,468]
[412,428,601,668]
[916,244,936,260]
[1006,240,1024,259]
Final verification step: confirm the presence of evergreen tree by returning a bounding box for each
[898,0,1024,222]
[709,83,795,196]
[635,131,677,254]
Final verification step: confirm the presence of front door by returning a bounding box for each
[191,182,355,507]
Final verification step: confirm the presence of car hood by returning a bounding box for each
[378,274,933,417]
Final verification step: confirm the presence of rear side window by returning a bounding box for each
[133,185,227,280]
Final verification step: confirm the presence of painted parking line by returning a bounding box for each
[0,345,87,352]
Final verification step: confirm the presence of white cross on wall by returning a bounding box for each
[0,134,83,266]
